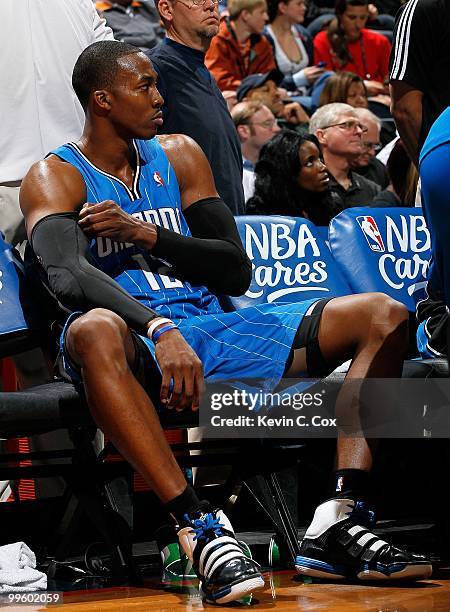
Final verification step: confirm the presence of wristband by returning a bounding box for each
[153,323,178,342]
[147,317,173,339]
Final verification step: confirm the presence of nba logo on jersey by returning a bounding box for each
[153,171,164,187]
[356,216,385,252]
[336,476,344,492]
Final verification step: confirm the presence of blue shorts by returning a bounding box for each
[60,298,330,394]
[416,319,446,359]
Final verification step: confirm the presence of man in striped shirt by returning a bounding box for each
[389,0,450,165]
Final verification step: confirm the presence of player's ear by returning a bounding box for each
[92,90,112,113]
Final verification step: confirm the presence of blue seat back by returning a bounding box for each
[329,207,431,311]
[228,215,352,310]
[0,234,30,337]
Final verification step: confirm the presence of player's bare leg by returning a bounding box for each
[290,293,431,581]
[65,307,264,603]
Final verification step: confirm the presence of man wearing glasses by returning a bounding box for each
[147,0,245,215]
[309,103,381,210]
[351,108,389,190]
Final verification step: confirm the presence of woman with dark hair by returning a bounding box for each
[246,130,342,224]
[319,71,368,107]
[313,0,391,96]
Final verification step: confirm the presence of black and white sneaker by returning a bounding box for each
[177,504,264,604]
[295,498,432,581]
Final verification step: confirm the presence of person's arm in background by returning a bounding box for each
[313,31,333,71]
[389,0,436,166]
[90,0,115,41]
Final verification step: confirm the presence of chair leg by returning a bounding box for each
[64,470,142,584]
[265,472,301,560]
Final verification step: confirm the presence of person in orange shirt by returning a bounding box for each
[205,0,276,92]
[313,0,390,96]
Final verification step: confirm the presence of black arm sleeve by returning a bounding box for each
[31,213,159,334]
[151,197,251,296]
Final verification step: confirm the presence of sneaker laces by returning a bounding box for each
[185,513,225,543]
[346,500,376,527]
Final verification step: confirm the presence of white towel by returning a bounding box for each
[0,542,47,593]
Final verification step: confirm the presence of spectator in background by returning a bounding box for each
[205,0,276,91]
[372,139,418,207]
[246,130,342,224]
[314,0,391,96]
[96,0,164,52]
[236,69,310,128]
[231,101,280,200]
[265,0,328,110]
[319,71,368,107]
[390,0,450,166]
[351,107,389,188]
[306,1,397,38]
[0,0,113,246]
[310,102,380,208]
[148,0,245,214]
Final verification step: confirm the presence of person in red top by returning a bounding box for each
[205,0,276,92]
[313,0,390,96]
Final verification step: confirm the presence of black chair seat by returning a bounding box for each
[0,380,203,439]
[2,358,447,439]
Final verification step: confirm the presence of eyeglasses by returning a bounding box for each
[362,141,382,152]
[322,120,368,134]
[177,0,219,7]
[249,119,278,129]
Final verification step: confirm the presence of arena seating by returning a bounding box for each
[329,207,430,313]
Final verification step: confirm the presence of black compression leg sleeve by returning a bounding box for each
[31,212,159,334]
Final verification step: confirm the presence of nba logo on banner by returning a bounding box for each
[153,171,164,187]
[356,216,385,252]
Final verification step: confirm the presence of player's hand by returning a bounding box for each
[154,329,205,411]
[78,200,158,249]
[282,102,310,125]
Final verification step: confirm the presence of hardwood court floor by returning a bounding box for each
[48,568,450,611]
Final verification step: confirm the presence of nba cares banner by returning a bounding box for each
[329,208,431,312]
[229,216,352,310]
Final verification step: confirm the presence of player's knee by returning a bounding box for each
[68,309,127,360]
[366,293,408,340]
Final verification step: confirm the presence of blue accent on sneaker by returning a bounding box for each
[362,561,408,576]
[295,556,346,575]
[210,585,232,600]
[346,501,376,527]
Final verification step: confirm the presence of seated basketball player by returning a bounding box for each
[20,41,431,602]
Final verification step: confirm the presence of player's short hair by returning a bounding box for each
[72,41,142,110]
[228,0,267,20]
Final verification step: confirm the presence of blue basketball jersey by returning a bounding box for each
[51,137,223,321]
